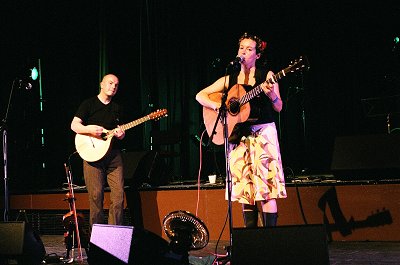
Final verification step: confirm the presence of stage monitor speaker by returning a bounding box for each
[231,224,329,265]
[0,222,45,265]
[122,151,167,187]
[88,224,170,265]
[331,134,400,179]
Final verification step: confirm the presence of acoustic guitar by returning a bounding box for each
[75,109,168,162]
[203,56,309,145]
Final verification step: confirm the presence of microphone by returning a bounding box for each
[230,55,244,65]
[18,80,32,90]
[392,36,399,52]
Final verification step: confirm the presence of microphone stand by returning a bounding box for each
[2,79,19,221]
[2,119,9,222]
[298,72,308,174]
[207,64,237,264]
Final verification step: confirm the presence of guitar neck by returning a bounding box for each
[119,115,151,131]
[106,109,167,137]
[239,69,287,106]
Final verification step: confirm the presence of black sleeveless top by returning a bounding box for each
[228,69,276,143]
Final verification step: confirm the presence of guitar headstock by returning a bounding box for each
[149,109,168,120]
[365,208,393,227]
[284,55,310,74]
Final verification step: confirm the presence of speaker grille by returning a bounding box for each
[232,225,329,265]
[0,222,25,255]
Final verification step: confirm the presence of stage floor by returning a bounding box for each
[37,235,400,264]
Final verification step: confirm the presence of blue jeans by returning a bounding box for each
[83,149,124,228]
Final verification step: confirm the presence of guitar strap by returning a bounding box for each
[227,69,270,144]
[228,68,265,87]
[228,70,240,88]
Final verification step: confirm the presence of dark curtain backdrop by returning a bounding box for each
[0,1,399,191]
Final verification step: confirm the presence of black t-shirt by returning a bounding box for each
[74,96,124,149]
[74,96,123,130]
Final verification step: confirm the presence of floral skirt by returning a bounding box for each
[227,122,287,205]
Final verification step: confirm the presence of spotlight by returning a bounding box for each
[30,67,38,81]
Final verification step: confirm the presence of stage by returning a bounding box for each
[5,177,400,242]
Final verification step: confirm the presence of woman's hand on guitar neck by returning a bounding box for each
[261,81,275,98]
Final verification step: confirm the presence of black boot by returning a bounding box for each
[243,210,258,228]
[262,212,278,227]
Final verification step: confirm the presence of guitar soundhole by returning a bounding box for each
[228,98,240,116]
[101,133,108,141]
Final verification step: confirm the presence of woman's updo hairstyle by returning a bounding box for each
[238,32,267,54]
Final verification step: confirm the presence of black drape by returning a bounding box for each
[0,1,399,190]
